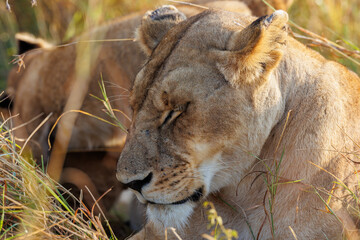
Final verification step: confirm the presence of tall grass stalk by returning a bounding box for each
[0,123,119,239]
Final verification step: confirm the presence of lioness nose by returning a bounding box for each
[124,172,153,193]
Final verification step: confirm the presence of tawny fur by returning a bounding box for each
[117,7,360,240]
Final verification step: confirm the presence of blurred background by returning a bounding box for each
[0,0,359,89]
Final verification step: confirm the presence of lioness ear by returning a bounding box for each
[216,10,288,88]
[136,5,186,55]
[15,33,52,55]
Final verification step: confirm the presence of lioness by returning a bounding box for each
[116,6,360,239]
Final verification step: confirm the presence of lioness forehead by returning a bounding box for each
[131,10,253,112]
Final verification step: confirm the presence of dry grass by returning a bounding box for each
[0,122,124,239]
[288,0,360,73]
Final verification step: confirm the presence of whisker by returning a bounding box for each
[109,98,129,103]
[107,93,129,97]
[103,81,130,92]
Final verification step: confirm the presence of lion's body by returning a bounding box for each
[117,8,360,240]
[10,13,145,155]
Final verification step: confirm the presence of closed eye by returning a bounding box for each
[160,102,190,127]
[161,109,182,126]
[163,110,175,125]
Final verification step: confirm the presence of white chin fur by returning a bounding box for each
[145,148,225,231]
[198,154,225,193]
[146,202,195,231]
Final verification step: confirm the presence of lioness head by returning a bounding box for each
[117,6,288,229]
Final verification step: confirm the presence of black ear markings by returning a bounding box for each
[147,5,186,22]
[0,92,13,110]
[15,33,52,55]
[18,40,40,55]
[263,13,275,28]
[215,10,289,88]
[136,5,187,55]
[230,10,289,56]
[251,15,267,28]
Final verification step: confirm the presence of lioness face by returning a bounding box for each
[119,66,239,228]
[117,6,288,229]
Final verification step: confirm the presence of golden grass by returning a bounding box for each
[0,124,123,239]
[288,0,360,73]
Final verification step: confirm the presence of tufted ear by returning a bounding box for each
[15,32,52,55]
[215,10,288,88]
[136,5,187,55]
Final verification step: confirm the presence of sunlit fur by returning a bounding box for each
[147,202,196,231]
[118,6,360,240]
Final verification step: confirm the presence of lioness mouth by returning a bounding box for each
[148,187,203,205]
